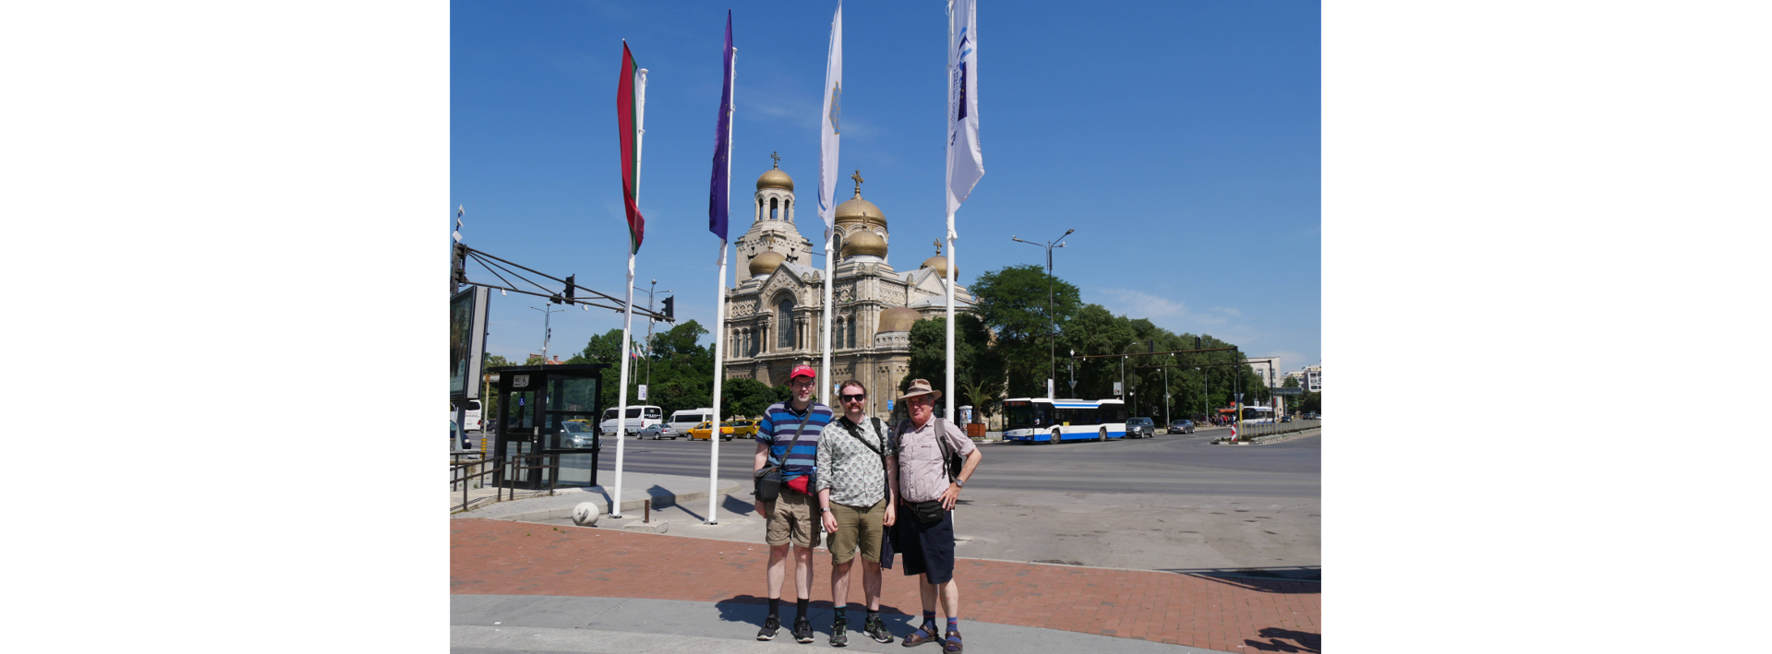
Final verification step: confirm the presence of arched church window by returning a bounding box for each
[847,315,856,348]
[770,197,779,220]
[777,298,795,349]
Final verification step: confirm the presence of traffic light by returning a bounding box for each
[1194,336,1203,351]
[451,243,468,286]
[661,296,675,322]
[564,275,575,303]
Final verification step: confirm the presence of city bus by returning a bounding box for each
[1000,398,1128,443]
[1216,405,1275,425]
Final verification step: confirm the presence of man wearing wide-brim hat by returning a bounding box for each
[886,379,981,652]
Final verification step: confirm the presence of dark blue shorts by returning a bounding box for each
[887,506,955,585]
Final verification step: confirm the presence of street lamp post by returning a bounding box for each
[1012,228,1074,397]
[528,304,565,362]
[642,279,673,391]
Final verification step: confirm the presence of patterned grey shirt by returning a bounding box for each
[813,415,896,508]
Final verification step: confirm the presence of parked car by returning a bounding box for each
[561,421,600,450]
[688,420,735,441]
[637,423,681,440]
[723,419,759,438]
[1281,415,1293,423]
[1125,417,1155,438]
[1167,419,1195,434]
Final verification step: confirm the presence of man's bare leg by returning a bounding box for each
[766,543,789,599]
[860,559,883,611]
[830,559,854,610]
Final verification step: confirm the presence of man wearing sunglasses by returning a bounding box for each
[815,380,899,646]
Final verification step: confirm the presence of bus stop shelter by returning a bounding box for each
[489,363,608,490]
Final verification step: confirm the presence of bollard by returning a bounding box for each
[644,499,650,523]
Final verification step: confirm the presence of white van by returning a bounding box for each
[668,408,715,434]
[600,405,663,436]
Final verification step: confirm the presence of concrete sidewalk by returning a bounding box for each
[450,469,741,519]
[451,475,1320,654]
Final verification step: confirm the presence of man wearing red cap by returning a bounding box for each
[753,364,835,643]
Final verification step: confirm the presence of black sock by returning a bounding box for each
[866,609,880,623]
[768,597,780,618]
[834,604,849,624]
[796,597,809,619]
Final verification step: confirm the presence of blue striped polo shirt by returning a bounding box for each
[756,400,834,483]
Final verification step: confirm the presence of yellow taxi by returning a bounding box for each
[723,419,759,439]
[687,421,728,441]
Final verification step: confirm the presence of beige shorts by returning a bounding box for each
[763,486,822,549]
[827,499,887,564]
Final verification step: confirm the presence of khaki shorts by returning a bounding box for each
[828,499,887,564]
[763,486,821,549]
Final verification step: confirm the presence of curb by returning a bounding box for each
[492,479,742,523]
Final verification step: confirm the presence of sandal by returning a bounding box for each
[943,630,963,653]
[902,622,941,647]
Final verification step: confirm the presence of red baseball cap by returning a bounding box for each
[788,365,817,380]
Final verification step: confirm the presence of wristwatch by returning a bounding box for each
[954,479,965,488]
[822,506,832,513]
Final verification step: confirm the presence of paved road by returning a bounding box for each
[580,429,1317,499]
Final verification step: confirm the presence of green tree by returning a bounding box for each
[721,377,778,419]
[970,264,1080,398]
[902,313,1006,421]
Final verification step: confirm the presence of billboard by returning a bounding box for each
[450,286,490,399]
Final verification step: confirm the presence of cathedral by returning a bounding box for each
[722,155,977,418]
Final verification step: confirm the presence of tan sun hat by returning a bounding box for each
[898,378,943,402]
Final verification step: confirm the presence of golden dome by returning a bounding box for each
[842,228,887,259]
[920,255,953,279]
[877,307,923,333]
[757,168,794,192]
[749,251,785,276]
[834,195,884,228]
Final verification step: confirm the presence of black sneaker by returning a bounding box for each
[865,616,895,644]
[757,615,781,641]
[793,616,815,643]
[830,617,849,647]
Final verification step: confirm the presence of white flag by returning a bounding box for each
[946,0,983,216]
[818,1,843,231]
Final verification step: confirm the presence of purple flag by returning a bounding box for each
[708,12,734,241]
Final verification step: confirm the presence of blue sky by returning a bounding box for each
[452,0,1320,374]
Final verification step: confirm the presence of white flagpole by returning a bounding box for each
[944,2,957,424]
[612,67,648,519]
[708,48,735,525]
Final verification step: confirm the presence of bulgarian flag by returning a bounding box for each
[616,42,645,254]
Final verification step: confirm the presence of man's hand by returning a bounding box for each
[882,502,896,527]
[822,510,839,534]
[754,500,767,517]
[939,483,961,510]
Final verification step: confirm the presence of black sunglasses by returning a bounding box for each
[839,393,866,402]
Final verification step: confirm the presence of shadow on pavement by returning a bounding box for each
[715,594,918,623]
[1152,566,1320,593]
[1244,627,1320,652]
[722,494,757,516]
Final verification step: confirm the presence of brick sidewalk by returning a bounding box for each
[452,519,1319,653]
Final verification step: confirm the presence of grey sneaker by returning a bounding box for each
[757,615,781,641]
[793,616,815,643]
[864,616,895,644]
[830,617,849,647]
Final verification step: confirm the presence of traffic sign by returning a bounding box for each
[1271,387,1303,396]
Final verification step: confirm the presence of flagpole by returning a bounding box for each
[612,66,648,519]
[945,217,956,423]
[708,44,735,525]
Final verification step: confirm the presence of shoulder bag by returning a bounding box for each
[753,411,813,502]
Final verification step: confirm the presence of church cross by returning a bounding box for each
[851,170,864,196]
[770,151,781,169]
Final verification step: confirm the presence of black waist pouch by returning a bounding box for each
[909,499,946,524]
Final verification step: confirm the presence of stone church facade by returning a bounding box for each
[722,158,976,419]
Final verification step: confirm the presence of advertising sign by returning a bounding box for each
[450,286,491,399]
